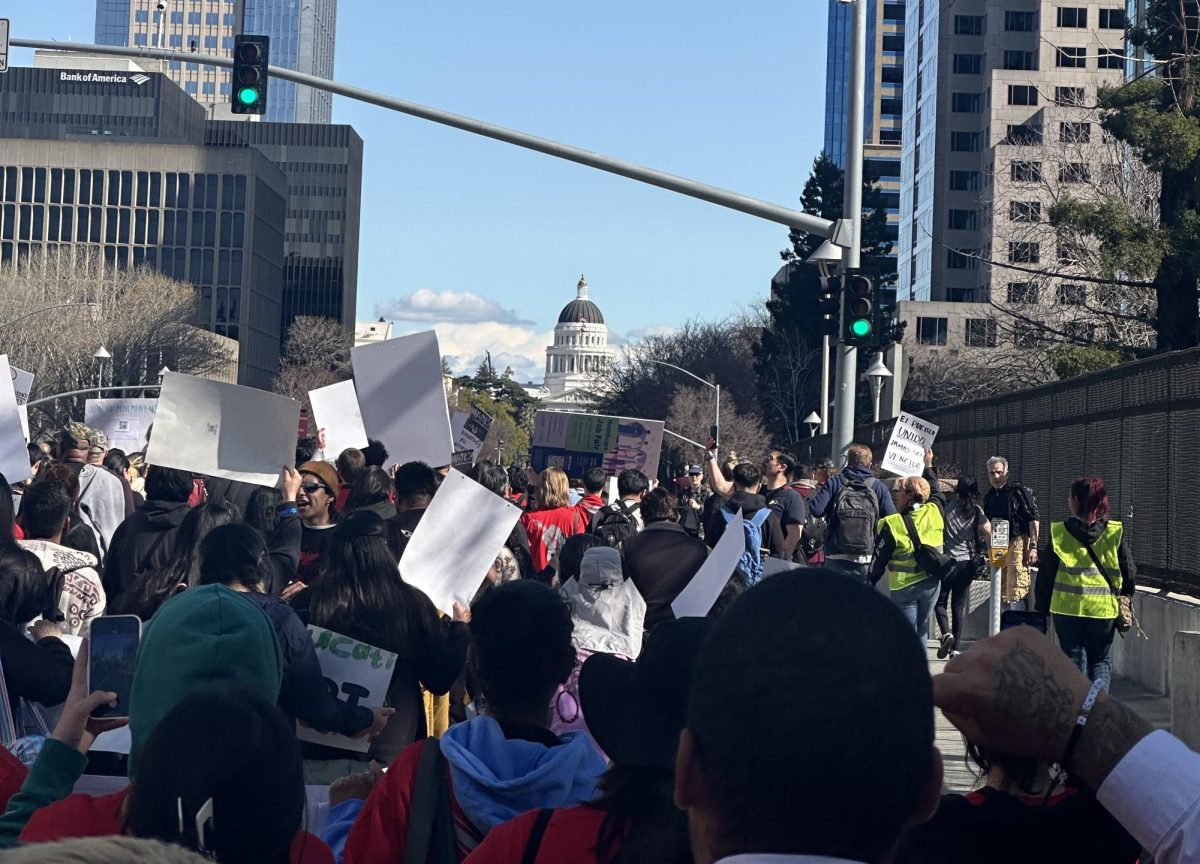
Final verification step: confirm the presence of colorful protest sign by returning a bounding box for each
[671,510,739,618]
[880,411,939,477]
[308,379,368,458]
[0,357,30,484]
[146,372,299,487]
[531,411,665,480]
[352,330,453,468]
[85,398,157,454]
[296,627,398,754]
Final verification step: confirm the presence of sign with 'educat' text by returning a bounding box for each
[296,627,398,754]
[880,411,939,477]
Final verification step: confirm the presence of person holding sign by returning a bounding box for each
[983,457,1041,610]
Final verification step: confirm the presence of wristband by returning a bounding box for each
[1060,678,1105,772]
[277,504,299,517]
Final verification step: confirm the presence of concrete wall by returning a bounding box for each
[1172,633,1200,751]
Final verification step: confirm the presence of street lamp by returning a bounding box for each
[865,353,893,424]
[157,366,170,384]
[0,302,100,330]
[804,411,822,438]
[93,345,111,399]
[647,360,719,446]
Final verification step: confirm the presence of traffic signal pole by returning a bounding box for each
[831,0,868,466]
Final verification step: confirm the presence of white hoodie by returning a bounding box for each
[18,539,107,637]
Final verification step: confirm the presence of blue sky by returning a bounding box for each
[11,1,830,381]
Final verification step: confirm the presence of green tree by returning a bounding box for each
[453,355,541,461]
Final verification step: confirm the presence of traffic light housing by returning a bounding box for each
[231,35,270,115]
[874,286,899,349]
[841,273,875,346]
[818,275,841,337]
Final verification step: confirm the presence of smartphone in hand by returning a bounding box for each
[87,615,142,720]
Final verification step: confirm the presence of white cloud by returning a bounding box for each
[376,288,534,326]
[394,321,554,384]
[620,324,678,343]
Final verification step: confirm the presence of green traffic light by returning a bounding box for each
[237,87,260,106]
[850,318,872,338]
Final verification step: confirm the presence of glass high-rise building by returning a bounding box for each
[94,0,336,123]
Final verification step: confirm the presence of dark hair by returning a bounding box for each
[641,487,678,524]
[955,475,981,504]
[26,443,46,470]
[19,480,73,540]
[345,466,393,511]
[393,461,438,503]
[583,466,607,494]
[199,524,269,589]
[732,462,761,489]
[1071,476,1109,525]
[336,448,366,485]
[591,765,692,864]
[556,533,605,583]
[507,466,527,495]
[361,439,389,468]
[294,437,318,467]
[244,487,281,536]
[308,510,438,656]
[125,689,304,864]
[0,473,20,554]
[771,450,797,474]
[469,581,575,719]
[103,449,131,475]
[38,463,79,502]
[145,466,195,504]
[466,461,533,577]
[468,461,509,498]
[118,502,240,619]
[687,571,933,861]
[617,469,649,498]
[792,462,816,483]
[964,741,1045,796]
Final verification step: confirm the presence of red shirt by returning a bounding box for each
[463,805,610,864]
[520,507,587,572]
[574,495,604,526]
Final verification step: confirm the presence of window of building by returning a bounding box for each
[1055,86,1086,106]
[1003,49,1038,70]
[202,82,216,95]
[206,12,219,24]
[1005,123,1043,145]
[955,15,986,34]
[953,54,983,74]
[1060,122,1091,143]
[1005,11,1038,30]
[948,209,979,230]
[1014,322,1044,347]
[224,12,238,24]
[1011,161,1043,182]
[1059,162,1091,183]
[1009,242,1040,263]
[1056,46,1087,67]
[1010,201,1042,222]
[918,317,949,345]
[1066,321,1096,342]
[953,92,982,112]
[949,170,981,191]
[222,36,234,49]
[170,10,183,23]
[1008,84,1039,106]
[185,81,198,95]
[1098,48,1124,69]
[188,11,201,23]
[220,83,232,96]
[204,35,217,49]
[947,249,979,269]
[135,9,148,22]
[1057,283,1087,304]
[951,131,982,152]
[1059,240,1085,265]
[1099,8,1126,28]
[966,319,999,347]
[134,33,147,46]
[1057,7,1087,27]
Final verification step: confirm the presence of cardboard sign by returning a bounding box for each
[145,372,299,487]
[456,406,493,458]
[85,398,157,454]
[531,411,665,480]
[10,365,31,443]
[400,469,522,614]
[296,627,398,754]
[0,357,30,484]
[671,511,740,619]
[352,330,453,468]
[880,412,939,477]
[308,379,368,459]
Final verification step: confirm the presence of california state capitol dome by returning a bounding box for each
[541,275,613,409]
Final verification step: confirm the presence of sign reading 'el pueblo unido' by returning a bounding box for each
[296,627,398,754]
[880,412,939,477]
[531,411,665,480]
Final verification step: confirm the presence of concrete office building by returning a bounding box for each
[898,0,1128,303]
[95,0,337,123]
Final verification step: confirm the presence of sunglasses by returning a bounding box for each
[300,482,329,495]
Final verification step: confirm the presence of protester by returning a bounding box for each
[113,500,239,620]
[590,469,648,547]
[788,461,825,564]
[36,464,101,562]
[703,462,785,583]
[675,571,942,864]
[574,466,606,525]
[0,472,52,623]
[807,443,896,582]
[17,479,106,636]
[339,581,608,863]
[550,533,605,588]
[361,440,389,469]
[291,459,340,592]
[390,461,438,538]
[983,456,1040,610]
[465,618,709,864]
[344,467,397,521]
[101,450,138,509]
[290,510,468,782]
[621,487,709,638]
[244,468,304,595]
[761,449,807,558]
[335,447,367,513]
[1034,477,1135,692]
[521,467,588,572]
[467,461,534,584]
[675,464,707,539]
[52,424,127,558]
[934,475,991,659]
[103,465,194,600]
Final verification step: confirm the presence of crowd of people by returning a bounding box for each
[0,416,1179,864]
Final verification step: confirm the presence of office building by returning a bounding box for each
[95,0,337,123]
[898,1,1128,303]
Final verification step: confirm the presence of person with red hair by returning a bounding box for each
[1034,477,1135,692]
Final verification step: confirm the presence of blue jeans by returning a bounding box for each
[825,558,871,584]
[891,577,941,643]
[1054,614,1115,693]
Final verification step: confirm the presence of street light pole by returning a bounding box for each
[0,302,99,330]
[647,359,719,445]
[865,353,893,424]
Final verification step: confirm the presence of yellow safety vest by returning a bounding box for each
[878,503,945,591]
[1049,521,1122,619]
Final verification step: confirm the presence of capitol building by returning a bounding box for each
[535,276,614,412]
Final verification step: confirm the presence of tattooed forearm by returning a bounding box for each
[994,640,1079,759]
[1071,694,1154,790]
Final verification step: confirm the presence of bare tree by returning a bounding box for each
[273,316,352,409]
[664,385,767,469]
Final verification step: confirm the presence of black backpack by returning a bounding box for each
[591,500,640,548]
[829,477,880,556]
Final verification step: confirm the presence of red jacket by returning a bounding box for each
[345,739,481,864]
[463,806,609,864]
[520,507,587,572]
[573,495,604,525]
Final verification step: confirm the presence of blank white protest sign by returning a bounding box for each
[671,510,742,619]
[308,379,368,458]
[0,357,30,483]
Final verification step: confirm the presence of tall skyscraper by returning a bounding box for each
[94,0,336,123]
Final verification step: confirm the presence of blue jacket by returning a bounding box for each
[808,466,897,556]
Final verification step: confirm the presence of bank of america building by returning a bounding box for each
[0,60,361,388]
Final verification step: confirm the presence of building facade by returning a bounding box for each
[95,0,337,123]
[897,0,1128,304]
[540,276,613,412]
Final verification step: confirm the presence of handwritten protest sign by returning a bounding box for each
[10,366,31,442]
[455,406,493,459]
[146,372,299,487]
[353,330,453,468]
[296,627,398,754]
[880,412,939,477]
[86,398,157,454]
[308,380,368,458]
[531,411,665,481]
[0,358,30,484]
[671,511,739,619]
